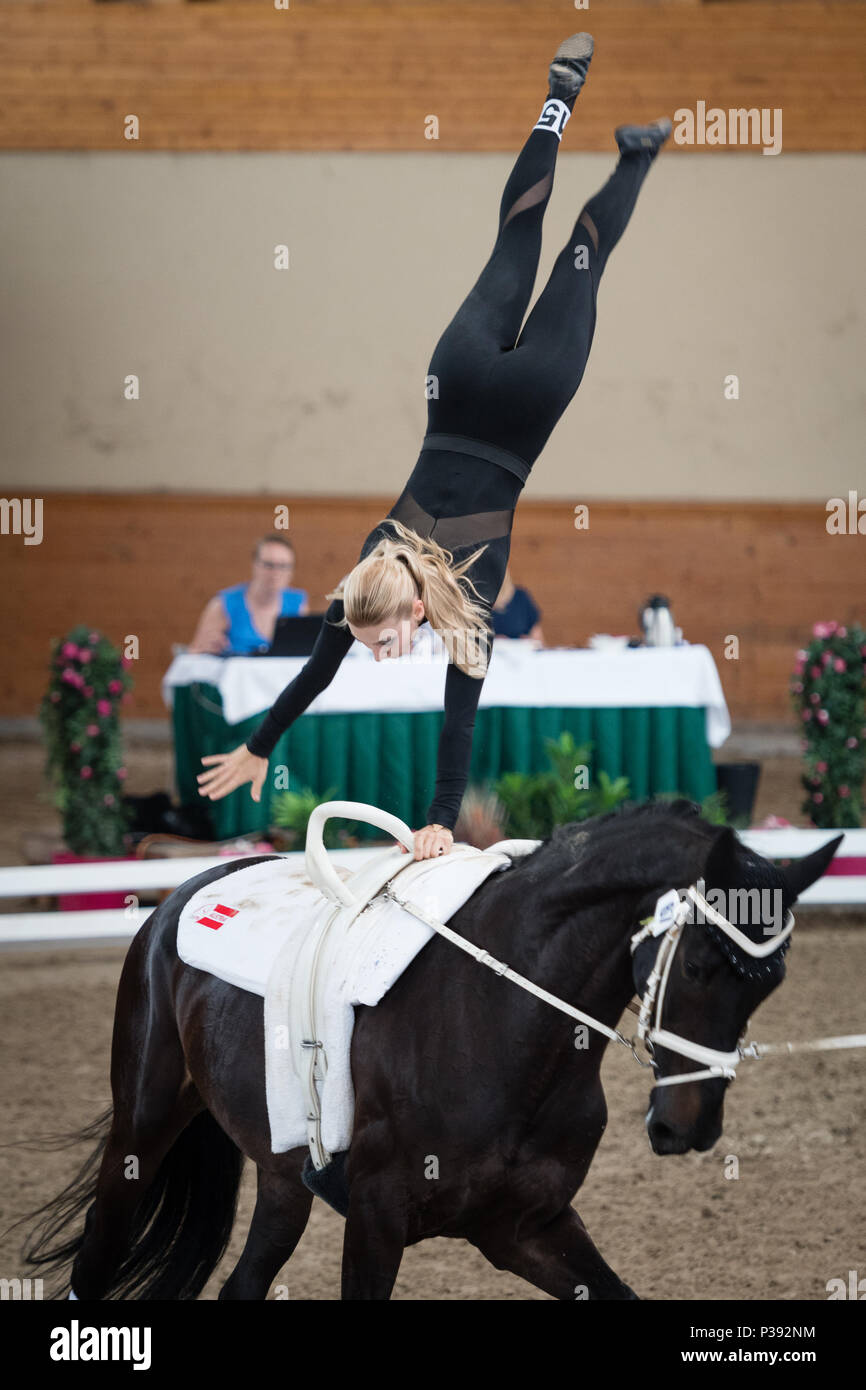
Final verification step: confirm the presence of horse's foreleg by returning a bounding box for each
[219,1155,313,1300]
[341,1173,407,1300]
[474,1205,639,1300]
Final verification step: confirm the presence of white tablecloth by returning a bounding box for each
[162,640,731,748]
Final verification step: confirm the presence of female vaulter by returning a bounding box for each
[197,33,671,860]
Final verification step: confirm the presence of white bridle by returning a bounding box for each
[383,876,866,1088]
[628,884,795,1086]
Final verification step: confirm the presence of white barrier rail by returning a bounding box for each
[739,829,866,906]
[739,829,866,856]
[1,908,151,944]
[0,831,863,947]
[0,849,391,900]
[0,848,388,945]
[0,857,254,898]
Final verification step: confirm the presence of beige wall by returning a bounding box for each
[1,151,863,501]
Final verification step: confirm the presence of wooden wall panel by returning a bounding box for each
[0,3,864,151]
[3,493,862,726]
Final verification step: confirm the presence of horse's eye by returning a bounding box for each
[682,957,711,984]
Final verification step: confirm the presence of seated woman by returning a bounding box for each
[492,567,544,643]
[187,534,309,655]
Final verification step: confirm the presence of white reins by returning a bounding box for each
[382,878,866,1087]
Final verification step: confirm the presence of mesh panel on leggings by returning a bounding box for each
[502,172,555,230]
[388,490,513,550]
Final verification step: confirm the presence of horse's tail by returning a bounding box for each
[20,1106,243,1300]
[13,1105,114,1292]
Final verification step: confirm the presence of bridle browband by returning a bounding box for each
[382,876,866,1089]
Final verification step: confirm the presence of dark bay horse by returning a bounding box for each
[22,801,840,1299]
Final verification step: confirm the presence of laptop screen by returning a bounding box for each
[267,614,327,657]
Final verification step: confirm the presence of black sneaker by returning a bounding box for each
[548,33,594,104]
[615,118,673,156]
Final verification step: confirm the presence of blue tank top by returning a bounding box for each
[218,582,308,654]
[491,587,540,638]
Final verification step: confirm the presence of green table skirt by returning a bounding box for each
[173,682,717,841]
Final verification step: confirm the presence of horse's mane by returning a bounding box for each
[574,796,713,833]
[496,799,721,898]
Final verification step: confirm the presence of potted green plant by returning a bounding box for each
[39,624,136,908]
[790,620,866,828]
[269,785,359,851]
[492,732,630,840]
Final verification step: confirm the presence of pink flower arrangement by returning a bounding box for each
[39,625,136,855]
[791,620,866,828]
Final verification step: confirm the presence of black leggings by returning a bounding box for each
[424,119,657,470]
[247,112,659,825]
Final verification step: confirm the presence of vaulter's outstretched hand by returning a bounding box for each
[197,745,268,803]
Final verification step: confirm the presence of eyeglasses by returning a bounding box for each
[256,558,294,571]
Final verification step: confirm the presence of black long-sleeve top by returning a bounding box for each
[246,443,524,829]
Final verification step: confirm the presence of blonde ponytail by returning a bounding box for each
[326,517,491,678]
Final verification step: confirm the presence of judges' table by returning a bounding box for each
[162,641,730,840]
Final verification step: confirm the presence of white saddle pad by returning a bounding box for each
[176,844,513,1154]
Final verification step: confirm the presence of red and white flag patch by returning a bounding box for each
[196,903,239,931]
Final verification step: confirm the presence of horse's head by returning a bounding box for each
[632,826,843,1155]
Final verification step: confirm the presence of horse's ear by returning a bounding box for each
[779,834,845,901]
[701,825,738,887]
